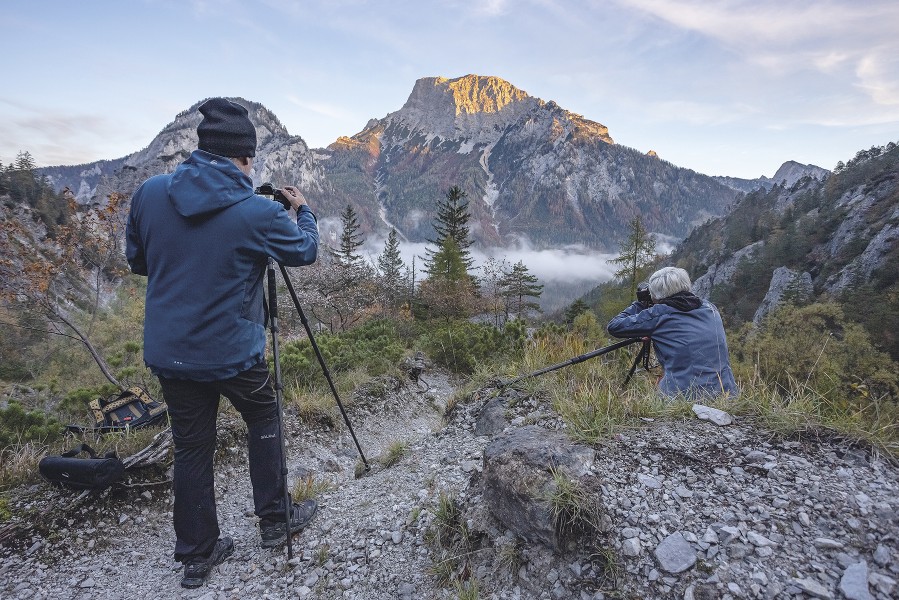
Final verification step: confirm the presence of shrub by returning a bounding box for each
[730,302,899,408]
[57,384,119,417]
[279,319,405,386]
[0,402,64,448]
[422,320,525,374]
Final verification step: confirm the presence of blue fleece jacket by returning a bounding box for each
[126,150,319,381]
[607,300,739,398]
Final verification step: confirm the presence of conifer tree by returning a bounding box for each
[608,216,657,298]
[377,228,407,312]
[564,299,590,325]
[416,237,480,321]
[334,204,365,267]
[424,185,474,275]
[502,260,544,321]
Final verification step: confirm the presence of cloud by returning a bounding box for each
[0,104,135,166]
[286,95,353,120]
[616,0,899,113]
[361,234,620,285]
[856,50,899,107]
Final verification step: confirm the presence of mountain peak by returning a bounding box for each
[389,74,543,142]
[424,74,533,116]
[770,160,829,187]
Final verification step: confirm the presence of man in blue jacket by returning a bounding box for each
[607,267,738,399]
[126,98,319,588]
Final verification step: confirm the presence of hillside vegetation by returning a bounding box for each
[3,139,899,487]
[671,140,899,359]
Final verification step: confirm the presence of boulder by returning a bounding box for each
[482,426,596,550]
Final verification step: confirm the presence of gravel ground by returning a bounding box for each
[1,370,898,600]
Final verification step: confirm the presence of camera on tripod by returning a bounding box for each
[637,282,653,306]
[254,182,291,210]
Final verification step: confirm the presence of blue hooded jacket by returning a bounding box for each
[607,298,739,398]
[126,150,319,381]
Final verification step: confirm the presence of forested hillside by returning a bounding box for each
[671,141,899,358]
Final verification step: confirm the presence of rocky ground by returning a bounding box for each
[1,367,898,600]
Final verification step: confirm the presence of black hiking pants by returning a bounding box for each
[159,361,289,563]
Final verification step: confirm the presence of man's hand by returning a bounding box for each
[281,186,308,211]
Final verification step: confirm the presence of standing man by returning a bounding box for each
[126,98,319,588]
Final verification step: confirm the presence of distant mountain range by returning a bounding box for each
[37,74,828,253]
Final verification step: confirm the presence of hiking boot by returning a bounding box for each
[260,499,318,548]
[181,536,234,589]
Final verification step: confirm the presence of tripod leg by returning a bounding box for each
[266,258,294,560]
[623,340,650,387]
[277,263,370,472]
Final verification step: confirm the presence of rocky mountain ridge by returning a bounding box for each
[38,74,741,252]
[674,140,898,338]
[712,161,830,194]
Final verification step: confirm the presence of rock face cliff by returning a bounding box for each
[39,75,739,252]
[321,74,737,250]
[713,161,830,194]
[673,141,898,346]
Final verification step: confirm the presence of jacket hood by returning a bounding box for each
[167,150,254,217]
[657,291,703,312]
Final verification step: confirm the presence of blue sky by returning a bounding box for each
[1,0,897,179]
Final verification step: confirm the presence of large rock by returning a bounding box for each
[653,532,697,574]
[481,426,596,550]
[692,241,763,300]
[752,266,813,324]
[840,561,875,600]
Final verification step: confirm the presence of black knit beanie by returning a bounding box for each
[196,98,257,157]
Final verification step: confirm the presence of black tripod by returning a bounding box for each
[500,337,652,388]
[265,258,370,559]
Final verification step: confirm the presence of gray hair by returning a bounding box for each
[648,267,692,301]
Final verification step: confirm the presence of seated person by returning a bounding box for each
[607,267,738,399]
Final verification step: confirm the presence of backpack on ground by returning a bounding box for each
[67,387,168,433]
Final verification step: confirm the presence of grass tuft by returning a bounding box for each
[380,440,408,467]
[292,473,332,502]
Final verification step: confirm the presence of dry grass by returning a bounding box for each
[542,466,603,538]
[516,333,899,457]
[380,440,408,467]
[284,382,340,426]
[292,472,332,502]
[0,440,49,491]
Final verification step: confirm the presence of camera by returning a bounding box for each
[637,282,653,306]
[254,182,291,210]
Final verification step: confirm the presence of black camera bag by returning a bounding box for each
[38,443,125,490]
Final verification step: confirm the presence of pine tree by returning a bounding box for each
[501,260,544,321]
[377,228,407,312]
[428,237,469,282]
[415,237,481,321]
[564,299,590,325]
[334,204,365,267]
[424,185,474,275]
[608,217,657,298]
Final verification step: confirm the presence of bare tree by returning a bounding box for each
[0,191,130,389]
